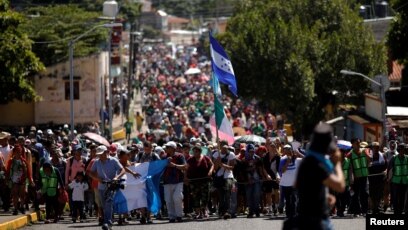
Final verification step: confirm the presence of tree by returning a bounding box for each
[387,0,408,86]
[219,0,386,135]
[0,0,44,104]
[19,4,109,67]
[388,0,408,64]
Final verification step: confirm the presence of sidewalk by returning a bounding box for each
[0,210,41,230]
[111,88,146,145]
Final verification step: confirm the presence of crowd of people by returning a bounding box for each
[0,43,407,230]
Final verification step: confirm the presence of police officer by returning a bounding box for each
[347,138,370,217]
[388,143,408,215]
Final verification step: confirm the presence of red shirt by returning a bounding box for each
[187,156,212,179]
[86,159,99,189]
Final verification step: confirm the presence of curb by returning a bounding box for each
[0,212,39,230]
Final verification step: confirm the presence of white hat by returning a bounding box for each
[0,132,10,139]
[63,124,69,129]
[37,130,43,134]
[283,144,292,149]
[164,141,177,149]
[155,146,165,154]
[96,145,108,155]
[46,129,53,135]
[190,137,197,143]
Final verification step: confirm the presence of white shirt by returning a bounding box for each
[279,156,302,187]
[0,145,11,163]
[213,151,235,179]
[69,180,89,201]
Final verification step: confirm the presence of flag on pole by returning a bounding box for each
[113,160,168,215]
[210,33,238,97]
[209,72,222,97]
[210,97,235,145]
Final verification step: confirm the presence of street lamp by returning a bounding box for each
[340,70,388,145]
[68,22,122,139]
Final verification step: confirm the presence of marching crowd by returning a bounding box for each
[0,43,407,230]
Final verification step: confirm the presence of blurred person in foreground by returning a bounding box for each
[284,122,345,230]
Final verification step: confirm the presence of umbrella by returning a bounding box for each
[233,127,246,136]
[235,135,266,144]
[82,132,110,147]
[194,117,206,123]
[337,140,352,150]
[184,68,201,75]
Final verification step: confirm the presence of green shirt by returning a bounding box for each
[124,121,133,133]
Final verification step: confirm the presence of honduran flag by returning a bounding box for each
[113,159,168,215]
[210,97,235,145]
[210,33,238,97]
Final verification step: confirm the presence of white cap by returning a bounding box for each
[46,129,53,135]
[96,145,108,155]
[190,137,197,143]
[37,130,43,134]
[283,144,292,149]
[63,124,69,129]
[165,141,177,149]
[155,146,165,154]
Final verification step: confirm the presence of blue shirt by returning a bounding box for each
[91,157,123,190]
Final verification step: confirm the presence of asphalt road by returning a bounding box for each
[23,215,366,230]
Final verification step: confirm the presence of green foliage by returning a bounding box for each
[387,0,408,65]
[20,4,109,66]
[220,0,386,134]
[142,25,161,39]
[0,0,44,104]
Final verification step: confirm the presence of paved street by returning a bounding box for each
[23,215,365,230]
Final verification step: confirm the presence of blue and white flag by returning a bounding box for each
[114,160,168,215]
[210,33,238,96]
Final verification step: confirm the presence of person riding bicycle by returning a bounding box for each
[88,146,126,230]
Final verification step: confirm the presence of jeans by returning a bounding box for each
[85,190,95,214]
[163,183,184,219]
[246,182,261,215]
[281,186,296,218]
[229,182,238,215]
[278,186,285,210]
[99,189,114,225]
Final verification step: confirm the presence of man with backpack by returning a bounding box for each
[212,141,236,219]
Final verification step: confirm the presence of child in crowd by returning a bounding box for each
[69,171,88,223]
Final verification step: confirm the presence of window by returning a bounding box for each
[65,81,80,100]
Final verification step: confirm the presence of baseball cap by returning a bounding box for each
[109,143,118,153]
[165,141,177,149]
[96,145,108,155]
[46,129,53,135]
[72,144,82,152]
[283,144,292,149]
[155,146,165,154]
